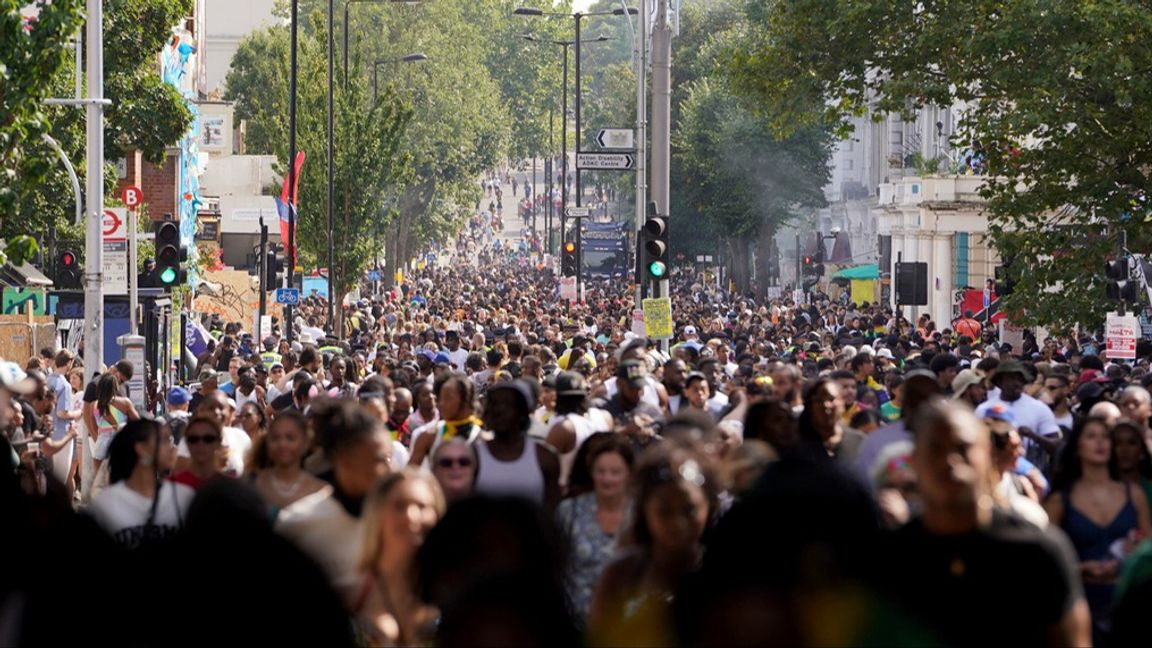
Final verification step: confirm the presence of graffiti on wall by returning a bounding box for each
[2,288,58,315]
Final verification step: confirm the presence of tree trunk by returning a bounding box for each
[755,219,777,300]
[727,238,751,295]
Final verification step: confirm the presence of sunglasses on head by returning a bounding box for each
[186,434,221,445]
[436,456,473,469]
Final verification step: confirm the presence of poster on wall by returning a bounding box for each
[201,115,226,149]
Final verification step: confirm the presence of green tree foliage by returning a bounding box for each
[227,13,411,302]
[0,0,84,258]
[728,0,1152,331]
[670,0,832,295]
[1,0,194,256]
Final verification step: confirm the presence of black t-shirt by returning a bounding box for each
[215,348,235,372]
[880,510,1082,646]
[83,379,98,404]
[270,391,295,412]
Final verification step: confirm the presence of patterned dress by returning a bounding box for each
[556,493,628,619]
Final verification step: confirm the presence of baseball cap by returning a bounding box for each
[433,352,451,365]
[683,325,698,337]
[555,371,588,396]
[876,348,895,360]
[980,401,1016,425]
[616,359,647,387]
[951,369,984,397]
[270,362,285,371]
[166,386,192,405]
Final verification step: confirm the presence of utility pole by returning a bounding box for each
[258,218,268,322]
[286,0,299,345]
[634,0,648,307]
[327,0,337,337]
[574,14,584,300]
[649,0,671,301]
[84,0,106,372]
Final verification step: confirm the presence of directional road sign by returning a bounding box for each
[577,152,635,170]
[596,128,635,149]
[275,287,301,306]
[566,207,591,218]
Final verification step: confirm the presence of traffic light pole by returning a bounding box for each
[259,218,268,322]
[574,14,584,299]
[650,0,671,304]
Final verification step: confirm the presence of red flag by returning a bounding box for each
[278,151,306,265]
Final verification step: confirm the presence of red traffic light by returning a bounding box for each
[803,255,813,265]
[61,252,76,267]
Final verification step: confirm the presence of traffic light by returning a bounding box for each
[1105,256,1138,302]
[56,249,81,289]
[153,215,186,288]
[802,255,825,277]
[265,247,286,291]
[994,257,1016,297]
[561,240,578,276]
[643,205,669,280]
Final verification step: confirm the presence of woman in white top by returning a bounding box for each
[86,418,194,548]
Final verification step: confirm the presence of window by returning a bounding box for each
[954,232,970,288]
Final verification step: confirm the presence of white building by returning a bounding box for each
[202,0,278,97]
[815,102,996,325]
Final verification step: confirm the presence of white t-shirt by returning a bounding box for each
[446,348,470,372]
[87,481,195,548]
[177,425,252,476]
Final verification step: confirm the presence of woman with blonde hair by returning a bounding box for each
[352,469,446,646]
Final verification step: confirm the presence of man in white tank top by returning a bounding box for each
[474,380,560,510]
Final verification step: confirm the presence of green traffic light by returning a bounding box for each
[648,260,667,278]
[159,266,178,285]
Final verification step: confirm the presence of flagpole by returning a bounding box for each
[286,0,299,345]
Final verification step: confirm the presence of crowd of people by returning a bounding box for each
[4,200,1152,646]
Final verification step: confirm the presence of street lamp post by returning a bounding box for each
[332,0,422,337]
[516,6,636,298]
[343,0,422,89]
[373,53,428,102]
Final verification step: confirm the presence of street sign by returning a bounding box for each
[1106,312,1139,360]
[121,185,144,208]
[559,276,577,303]
[631,309,646,338]
[642,297,673,339]
[577,152,634,170]
[367,270,381,281]
[102,208,128,295]
[566,207,591,218]
[275,287,301,306]
[102,209,126,240]
[596,128,635,149]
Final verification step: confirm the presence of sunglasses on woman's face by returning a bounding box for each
[186,434,221,445]
[436,456,473,469]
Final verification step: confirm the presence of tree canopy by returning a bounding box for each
[727,0,1152,330]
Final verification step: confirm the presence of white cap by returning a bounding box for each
[684,325,698,336]
[877,348,895,359]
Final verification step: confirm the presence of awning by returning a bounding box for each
[831,264,880,280]
[0,262,53,288]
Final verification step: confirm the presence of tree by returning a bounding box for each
[226,14,411,318]
[668,0,832,296]
[676,77,831,294]
[727,0,1152,331]
[2,0,195,255]
[0,0,84,261]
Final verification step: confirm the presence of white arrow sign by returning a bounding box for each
[596,128,635,149]
[566,207,591,218]
[577,152,635,170]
